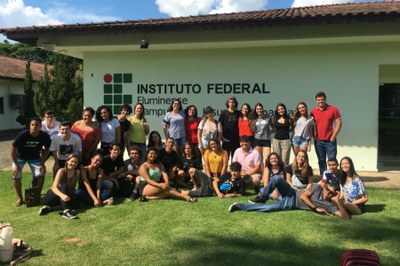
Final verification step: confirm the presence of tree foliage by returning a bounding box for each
[16,61,37,126]
[0,41,56,64]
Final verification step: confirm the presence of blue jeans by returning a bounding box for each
[75,180,113,205]
[238,175,296,212]
[314,139,337,176]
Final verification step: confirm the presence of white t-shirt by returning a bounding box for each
[50,133,82,160]
[41,120,61,139]
[101,118,120,143]
[293,116,314,139]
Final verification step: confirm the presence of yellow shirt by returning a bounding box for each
[128,116,146,144]
[204,149,227,175]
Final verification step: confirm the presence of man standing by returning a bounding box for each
[232,135,262,193]
[11,117,51,207]
[50,121,82,177]
[310,91,342,176]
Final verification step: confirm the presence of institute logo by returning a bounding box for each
[103,73,133,114]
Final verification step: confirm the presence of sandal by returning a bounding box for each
[14,199,25,207]
[187,197,197,203]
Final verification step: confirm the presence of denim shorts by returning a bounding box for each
[292,135,309,147]
[174,137,185,147]
[12,159,44,179]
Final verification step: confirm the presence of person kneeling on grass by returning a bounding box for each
[228,175,349,219]
[138,147,197,203]
[182,162,245,198]
[38,155,82,219]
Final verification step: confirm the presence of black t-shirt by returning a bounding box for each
[286,166,313,185]
[12,129,51,160]
[274,119,290,140]
[101,155,124,175]
[219,109,240,142]
[118,118,131,145]
[158,149,180,172]
[180,155,203,172]
[216,172,245,195]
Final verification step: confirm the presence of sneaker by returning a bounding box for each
[139,196,148,202]
[228,202,240,213]
[38,206,50,216]
[129,192,140,201]
[61,210,79,220]
[248,196,266,204]
[187,197,197,203]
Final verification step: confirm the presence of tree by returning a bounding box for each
[46,54,83,122]
[16,61,37,126]
[34,64,52,116]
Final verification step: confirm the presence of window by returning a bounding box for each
[0,97,4,114]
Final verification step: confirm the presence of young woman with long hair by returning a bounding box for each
[339,156,368,215]
[261,152,289,200]
[286,150,313,191]
[96,105,121,155]
[197,106,222,156]
[238,103,254,146]
[249,103,271,164]
[291,102,314,155]
[203,138,228,179]
[162,99,186,157]
[272,103,293,165]
[128,103,149,163]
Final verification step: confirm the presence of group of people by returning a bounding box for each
[10,91,367,220]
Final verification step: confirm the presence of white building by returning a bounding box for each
[0,56,48,130]
[2,1,400,170]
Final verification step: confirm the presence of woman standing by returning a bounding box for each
[219,96,241,160]
[272,103,293,165]
[128,103,149,163]
[203,138,228,179]
[117,104,133,156]
[138,147,196,202]
[249,103,271,164]
[286,150,313,191]
[38,155,82,219]
[75,151,114,207]
[197,106,222,156]
[162,99,186,158]
[339,157,368,215]
[292,102,314,155]
[96,105,121,154]
[71,107,101,165]
[184,105,201,156]
[238,103,254,146]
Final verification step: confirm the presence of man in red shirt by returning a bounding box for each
[310,92,342,176]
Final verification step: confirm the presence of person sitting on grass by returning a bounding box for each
[11,117,51,207]
[228,174,349,219]
[339,156,368,215]
[117,146,142,198]
[176,142,203,189]
[75,150,114,207]
[182,162,245,199]
[158,137,182,187]
[100,141,124,194]
[320,157,341,193]
[138,147,197,203]
[260,152,289,201]
[286,150,313,191]
[38,155,82,219]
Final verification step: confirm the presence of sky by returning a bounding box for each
[0,0,380,29]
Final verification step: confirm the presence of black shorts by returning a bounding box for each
[138,181,147,196]
[253,138,271,147]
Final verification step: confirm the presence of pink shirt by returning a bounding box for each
[310,105,341,141]
[232,147,261,174]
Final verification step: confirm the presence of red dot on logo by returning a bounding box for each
[104,74,112,83]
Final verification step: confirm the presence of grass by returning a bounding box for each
[1,171,400,265]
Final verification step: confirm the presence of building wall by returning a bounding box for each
[0,79,26,131]
[83,41,400,171]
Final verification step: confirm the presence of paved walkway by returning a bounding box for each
[1,132,399,188]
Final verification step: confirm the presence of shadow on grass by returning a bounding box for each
[365,204,385,213]
[172,234,344,266]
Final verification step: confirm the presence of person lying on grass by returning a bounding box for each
[182,162,245,198]
[38,155,83,219]
[228,174,349,219]
[138,147,197,203]
[75,150,114,207]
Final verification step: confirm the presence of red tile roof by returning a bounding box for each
[0,1,399,36]
[0,55,48,81]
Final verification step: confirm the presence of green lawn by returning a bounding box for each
[1,171,399,265]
